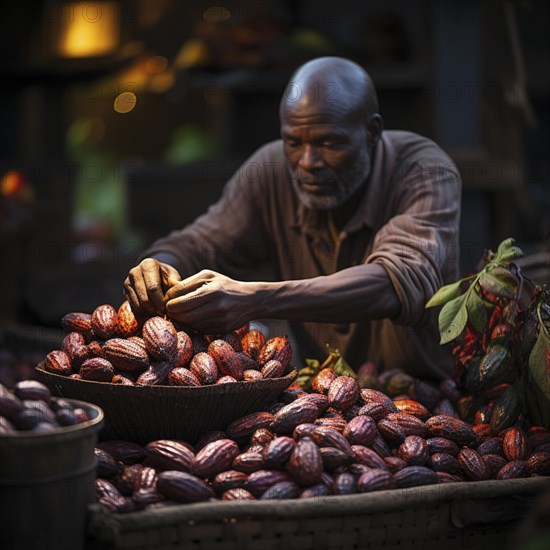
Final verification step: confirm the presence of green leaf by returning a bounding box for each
[465,290,489,334]
[494,238,524,263]
[425,279,464,308]
[479,267,518,299]
[438,295,468,345]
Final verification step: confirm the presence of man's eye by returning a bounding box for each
[285,140,299,148]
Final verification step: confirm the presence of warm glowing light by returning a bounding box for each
[58,2,119,58]
[203,6,231,22]
[114,92,137,113]
[1,170,23,196]
[145,55,168,74]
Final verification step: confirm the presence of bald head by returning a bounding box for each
[280,57,379,123]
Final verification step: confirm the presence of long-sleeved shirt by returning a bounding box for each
[143,130,462,380]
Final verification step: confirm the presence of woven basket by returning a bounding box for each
[35,367,297,444]
[85,477,550,550]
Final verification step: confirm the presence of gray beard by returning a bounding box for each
[289,152,371,211]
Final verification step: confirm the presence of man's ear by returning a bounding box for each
[366,113,383,147]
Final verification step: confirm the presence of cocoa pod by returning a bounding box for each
[94,448,120,478]
[245,470,292,498]
[174,331,194,368]
[352,445,387,470]
[384,456,407,473]
[271,400,318,434]
[371,433,393,458]
[457,447,490,481]
[311,426,354,458]
[263,436,296,469]
[386,413,428,439]
[218,331,243,352]
[358,402,395,422]
[79,357,114,382]
[526,451,550,476]
[87,340,104,358]
[434,399,460,418]
[300,483,331,499]
[244,369,263,381]
[477,437,504,457]
[62,332,89,369]
[117,300,140,338]
[216,375,238,384]
[490,383,521,434]
[0,388,22,420]
[261,359,285,379]
[62,311,93,336]
[96,478,123,500]
[133,466,157,493]
[377,418,407,446]
[43,350,72,376]
[399,435,429,466]
[311,368,336,394]
[143,440,194,472]
[195,430,226,453]
[426,437,459,457]
[157,471,214,503]
[168,367,201,386]
[132,490,164,510]
[320,447,353,470]
[408,379,440,411]
[482,454,508,478]
[527,426,550,450]
[208,340,244,380]
[241,329,265,361]
[232,452,264,474]
[192,439,240,479]
[335,472,357,495]
[91,304,118,340]
[237,352,260,372]
[473,424,493,439]
[357,469,395,492]
[385,372,413,397]
[502,427,528,461]
[361,388,397,408]
[425,415,477,447]
[213,470,248,494]
[427,453,459,474]
[142,317,178,361]
[222,488,256,501]
[436,472,464,484]
[12,380,51,403]
[97,441,145,465]
[103,338,150,373]
[478,344,512,386]
[288,437,323,487]
[113,464,143,496]
[314,415,348,433]
[343,404,363,422]
[189,352,218,385]
[250,428,275,447]
[394,466,437,488]
[226,411,274,443]
[328,376,360,411]
[393,399,430,420]
[293,423,318,440]
[136,361,172,386]
[111,374,135,386]
[260,480,300,500]
[258,336,292,372]
[347,463,371,477]
[496,460,527,480]
[343,415,377,446]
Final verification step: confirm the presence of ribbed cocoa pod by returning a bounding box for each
[62,312,93,336]
[113,464,143,496]
[357,469,395,492]
[97,441,145,464]
[44,350,72,376]
[358,402,395,422]
[94,448,120,478]
[62,332,89,368]
[260,359,285,379]
[91,304,118,340]
[311,426,354,458]
[132,490,164,510]
[98,495,136,513]
[136,361,172,386]
[408,379,440,411]
[87,340,105,358]
[192,439,240,479]
[271,400,318,434]
[477,437,504,457]
[142,317,178,361]
[262,436,296,469]
[168,367,201,386]
[385,372,413,397]
[232,452,264,474]
[237,353,260,372]
[386,413,428,439]
[133,465,157,493]
[319,447,353,470]
[399,435,429,466]
[258,336,292,372]
[13,380,51,403]
[110,374,134,385]
[241,329,266,361]
[434,398,460,418]
[250,428,275,447]
[426,437,459,457]
[425,415,477,447]
[526,451,550,476]
[352,445,387,469]
[361,388,396,407]
[436,472,464,484]
[527,427,550,450]
[496,460,527,480]
[490,384,521,434]
[157,471,214,503]
[292,423,317,440]
[457,447,490,481]
[314,415,348,433]
[216,375,238,384]
[116,300,140,338]
[77,357,114,382]
[300,483,331,499]
[96,478,123,500]
[394,466,438,488]
[143,440,194,472]
[260,480,301,500]
[195,430,226,452]
[343,404,362,422]
[0,388,22,420]
[371,433,392,458]
[427,453,459,474]
[384,456,407,473]
[217,331,243,352]
[222,488,256,501]
[347,463,371,477]
[478,344,512,387]
[243,369,263,381]
[393,399,430,420]
[208,340,244,380]
[502,427,528,461]
[213,470,248,494]
[377,418,407,446]
[245,470,292,498]
[288,437,323,486]
[226,411,274,443]
[311,368,336,394]
[343,415,377,446]
[189,352,218,385]
[103,338,150,373]
[328,376,360,411]
[173,331,193,368]
[482,454,508,478]
[333,473,356,495]
[439,378,462,404]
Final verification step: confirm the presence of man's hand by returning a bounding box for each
[124,258,181,316]
[164,270,256,332]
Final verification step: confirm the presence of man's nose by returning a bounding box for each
[298,145,323,171]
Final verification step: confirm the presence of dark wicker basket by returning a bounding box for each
[85,477,550,550]
[36,367,297,444]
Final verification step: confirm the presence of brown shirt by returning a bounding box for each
[144,130,462,380]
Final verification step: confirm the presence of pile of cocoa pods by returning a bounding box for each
[0,380,92,433]
[94,369,550,512]
[39,302,292,385]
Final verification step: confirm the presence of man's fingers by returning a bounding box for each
[124,279,142,313]
[165,288,211,315]
[165,277,208,302]
[142,265,167,314]
[161,265,181,290]
[128,269,156,315]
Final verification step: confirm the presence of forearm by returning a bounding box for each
[252,263,401,323]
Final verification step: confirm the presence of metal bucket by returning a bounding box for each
[0,399,104,550]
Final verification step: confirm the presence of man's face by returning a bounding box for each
[281,108,372,210]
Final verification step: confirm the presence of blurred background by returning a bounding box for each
[0,0,548,381]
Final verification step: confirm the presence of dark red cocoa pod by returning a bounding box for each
[250,427,276,447]
[232,452,264,474]
[377,418,407,446]
[427,452,459,474]
[343,415,377,446]
[212,470,248,494]
[167,367,201,386]
[258,336,292,372]
[300,483,331,499]
[384,456,407,473]
[136,360,172,386]
[195,430,226,453]
[425,415,477,447]
[192,439,240,479]
[189,352,218,385]
[426,437,459,457]
[103,338,150,373]
[434,398,460,418]
[352,445,387,469]
[245,470,292,498]
[208,340,244,380]
[314,415,348,433]
[311,426,354,458]
[62,312,93,336]
[334,472,357,495]
[393,399,430,420]
[436,472,464,484]
[482,454,508,478]
[97,440,145,464]
[244,369,263,381]
[261,359,286,379]
[241,329,266,361]
[502,427,528,461]
[457,447,490,481]
[398,435,429,466]
[311,368,336,394]
[43,350,72,376]
[477,437,504,457]
[358,401,395,422]
[226,411,274,443]
[357,469,395,492]
[386,413,428,439]
[319,447,353,470]
[408,379,441,411]
[328,376,360,411]
[174,331,194,368]
[271,400,318,434]
[113,464,143,496]
[263,436,296,469]
[293,423,318,440]
[91,304,118,340]
[142,316,178,361]
[143,440,194,472]
[260,480,300,500]
[95,447,120,478]
[95,478,123,500]
[526,451,550,476]
[496,460,527,480]
[157,471,214,503]
[288,437,323,487]
[394,466,438,488]
[222,488,256,501]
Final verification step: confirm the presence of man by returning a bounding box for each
[124,56,461,380]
